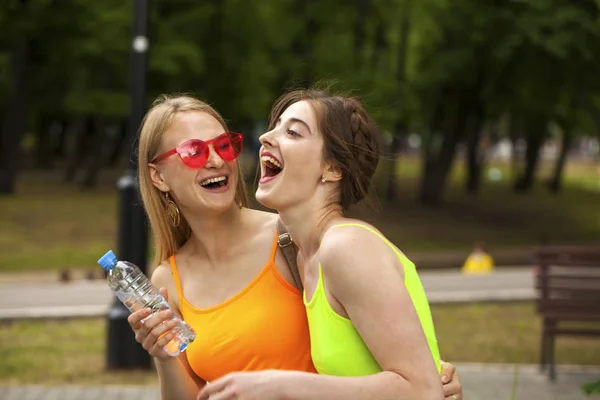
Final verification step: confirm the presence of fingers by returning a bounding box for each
[442,373,462,399]
[127,308,152,330]
[440,361,462,399]
[443,380,462,398]
[128,307,179,359]
[445,395,460,400]
[439,360,456,384]
[197,376,230,400]
[141,313,179,351]
[160,287,169,302]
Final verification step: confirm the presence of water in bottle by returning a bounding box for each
[98,250,196,357]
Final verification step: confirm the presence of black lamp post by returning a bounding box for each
[106,0,151,370]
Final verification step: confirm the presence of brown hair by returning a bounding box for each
[267,88,380,210]
[138,94,248,266]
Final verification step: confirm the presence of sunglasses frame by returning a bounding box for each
[151,132,244,168]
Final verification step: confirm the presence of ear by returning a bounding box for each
[148,163,170,192]
[323,163,343,182]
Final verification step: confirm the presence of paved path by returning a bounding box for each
[0,268,536,320]
[1,363,598,399]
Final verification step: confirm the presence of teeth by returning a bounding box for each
[261,156,282,169]
[200,176,227,186]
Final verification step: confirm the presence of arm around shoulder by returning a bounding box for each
[197,228,443,400]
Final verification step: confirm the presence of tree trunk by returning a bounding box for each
[51,118,68,158]
[465,131,481,194]
[385,122,405,201]
[108,119,128,167]
[0,19,29,194]
[385,0,411,201]
[34,114,54,169]
[81,118,106,188]
[64,117,92,183]
[514,120,545,193]
[465,105,486,194]
[419,94,469,205]
[547,126,573,194]
[508,115,521,185]
[418,91,445,204]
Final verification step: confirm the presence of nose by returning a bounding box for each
[259,128,277,149]
[204,144,225,169]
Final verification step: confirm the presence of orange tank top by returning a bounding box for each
[169,232,316,382]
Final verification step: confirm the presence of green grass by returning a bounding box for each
[432,302,600,365]
[0,158,598,272]
[0,318,157,385]
[0,178,118,271]
[360,157,600,252]
[388,155,600,192]
[363,178,600,252]
[1,302,598,385]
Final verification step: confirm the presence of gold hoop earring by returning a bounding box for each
[165,192,181,227]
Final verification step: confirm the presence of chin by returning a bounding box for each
[204,197,237,214]
[255,187,278,211]
[194,187,238,215]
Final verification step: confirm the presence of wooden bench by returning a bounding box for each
[535,245,600,381]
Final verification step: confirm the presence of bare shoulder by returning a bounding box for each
[150,259,182,316]
[320,221,390,265]
[244,208,279,232]
[150,261,173,287]
[319,220,398,284]
[319,221,407,307]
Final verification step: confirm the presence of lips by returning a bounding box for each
[198,174,230,191]
[260,151,283,184]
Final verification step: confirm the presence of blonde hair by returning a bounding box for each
[138,94,249,266]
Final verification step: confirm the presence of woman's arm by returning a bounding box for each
[154,352,206,400]
[282,226,443,399]
[128,264,206,400]
[198,226,444,400]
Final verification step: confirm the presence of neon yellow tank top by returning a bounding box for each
[303,224,441,376]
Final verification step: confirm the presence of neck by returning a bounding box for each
[278,201,343,259]
[180,204,246,265]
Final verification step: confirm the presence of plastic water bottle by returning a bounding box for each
[97,250,196,357]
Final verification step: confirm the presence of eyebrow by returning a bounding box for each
[278,117,313,135]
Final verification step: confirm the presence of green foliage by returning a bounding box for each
[582,378,600,395]
[3,0,599,183]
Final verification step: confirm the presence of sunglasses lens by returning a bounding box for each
[180,141,209,168]
[215,133,243,161]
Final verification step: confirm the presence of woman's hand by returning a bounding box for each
[440,360,463,400]
[196,370,287,400]
[127,287,180,360]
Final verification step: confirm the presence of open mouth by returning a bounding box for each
[199,176,228,190]
[261,155,283,179]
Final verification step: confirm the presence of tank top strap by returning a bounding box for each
[168,255,185,310]
[268,229,280,264]
[329,223,408,260]
[330,223,381,236]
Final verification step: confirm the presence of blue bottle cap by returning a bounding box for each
[98,250,119,271]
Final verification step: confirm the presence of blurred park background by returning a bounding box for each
[1,0,600,397]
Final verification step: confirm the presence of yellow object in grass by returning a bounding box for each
[462,250,495,274]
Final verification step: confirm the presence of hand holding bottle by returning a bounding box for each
[98,250,196,358]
